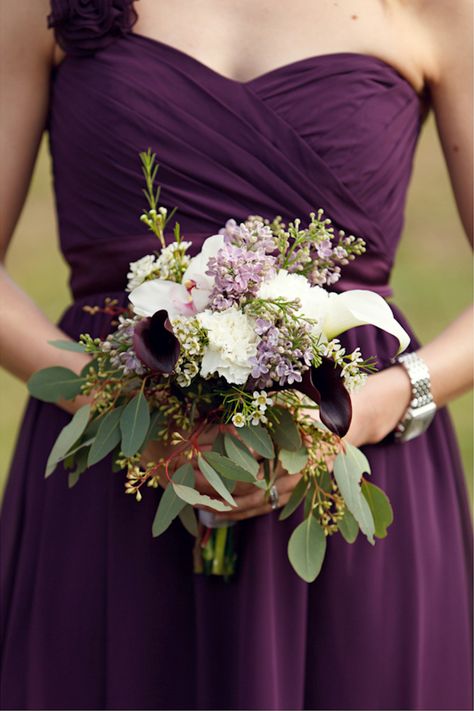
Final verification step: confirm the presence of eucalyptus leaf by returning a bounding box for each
[145,410,165,442]
[45,404,91,477]
[28,366,85,403]
[48,339,86,353]
[197,456,237,507]
[361,481,393,538]
[224,434,259,476]
[172,483,232,512]
[120,391,150,457]
[271,407,302,451]
[212,431,226,455]
[178,505,199,537]
[279,477,308,521]
[338,509,359,543]
[287,514,327,582]
[88,407,124,466]
[68,447,89,488]
[333,443,375,543]
[239,424,275,459]
[152,463,195,537]
[279,446,308,474]
[203,451,256,483]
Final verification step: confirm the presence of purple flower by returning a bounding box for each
[206,244,276,310]
[47,0,137,57]
[133,310,180,374]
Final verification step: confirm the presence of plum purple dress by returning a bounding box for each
[1,2,472,709]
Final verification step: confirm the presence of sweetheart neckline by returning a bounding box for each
[128,31,425,102]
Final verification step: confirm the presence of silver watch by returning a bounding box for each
[392,352,436,442]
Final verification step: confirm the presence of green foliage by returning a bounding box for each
[197,455,237,507]
[48,339,86,353]
[88,407,124,467]
[288,514,327,582]
[279,477,308,521]
[271,407,302,451]
[172,483,233,512]
[333,443,375,543]
[224,434,259,476]
[178,505,199,537]
[152,463,195,537]
[28,366,85,403]
[203,451,257,483]
[338,509,359,543]
[238,423,275,459]
[361,481,394,538]
[279,446,308,474]
[120,391,150,457]
[45,404,91,477]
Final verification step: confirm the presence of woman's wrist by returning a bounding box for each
[347,365,412,447]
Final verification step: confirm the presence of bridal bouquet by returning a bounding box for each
[28,150,409,582]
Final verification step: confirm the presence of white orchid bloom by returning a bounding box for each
[129,279,196,318]
[181,234,226,311]
[322,290,410,354]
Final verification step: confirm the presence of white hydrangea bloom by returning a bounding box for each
[197,307,259,385]
[126,255,159,292]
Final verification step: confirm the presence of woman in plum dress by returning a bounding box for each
[0,1,472,709]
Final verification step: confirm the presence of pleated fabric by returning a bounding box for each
[1,4,472,709]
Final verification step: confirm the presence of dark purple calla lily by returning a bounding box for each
[133,309,180,374]
[297,357,352,437]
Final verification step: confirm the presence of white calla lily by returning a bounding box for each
[322,290,410,354]
[129,279,196,318]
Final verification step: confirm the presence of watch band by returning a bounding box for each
[393,352,437,442]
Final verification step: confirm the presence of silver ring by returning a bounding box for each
[268,484,279,510]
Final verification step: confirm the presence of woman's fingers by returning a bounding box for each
[213,473,302,522]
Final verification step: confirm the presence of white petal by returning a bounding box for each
[323,290,410,354]
[129,279,194,318]
[190,286,212,312]
[182,234,226,289]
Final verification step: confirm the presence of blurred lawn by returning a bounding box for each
[0,117,472,500]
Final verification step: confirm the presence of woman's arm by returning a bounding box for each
[0,1,91,411]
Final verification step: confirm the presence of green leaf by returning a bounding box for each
[45,404,91,477]
[172,483,232,512]
[48,339,86,353]
[68,447,89,488]
[333,443,375,543]
[145,411,165,443]
[203,451,257,483]
[152,463,195,537]
[279,446,308,474]
[197,456,237,507]
[120,391,150,457]
[88,407,124,467]
[212,432,227,455]
[178,505,199,537]
[224,434,259,477]
[239,424,275,459]
[28,366,85,403]
[287,514,327,582]
[361,481,393,539]
[279,477,308,521]
[338,509,359,543]
[271,407,302,451]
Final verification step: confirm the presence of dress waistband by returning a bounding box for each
[64,232,393,301]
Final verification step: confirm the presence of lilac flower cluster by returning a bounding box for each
[101,316,146,376]
[250,317,314,388]
[206,243,276,311]
[218,216,277,254]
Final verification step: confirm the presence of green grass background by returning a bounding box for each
[1,117,472,500]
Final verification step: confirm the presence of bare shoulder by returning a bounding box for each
[398,0,472,84]
[0,0,55,68]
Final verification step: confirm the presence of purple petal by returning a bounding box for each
[133,310,180,374]
[297,357,352,437]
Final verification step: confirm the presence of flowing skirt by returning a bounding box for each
[1,294,472,710]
